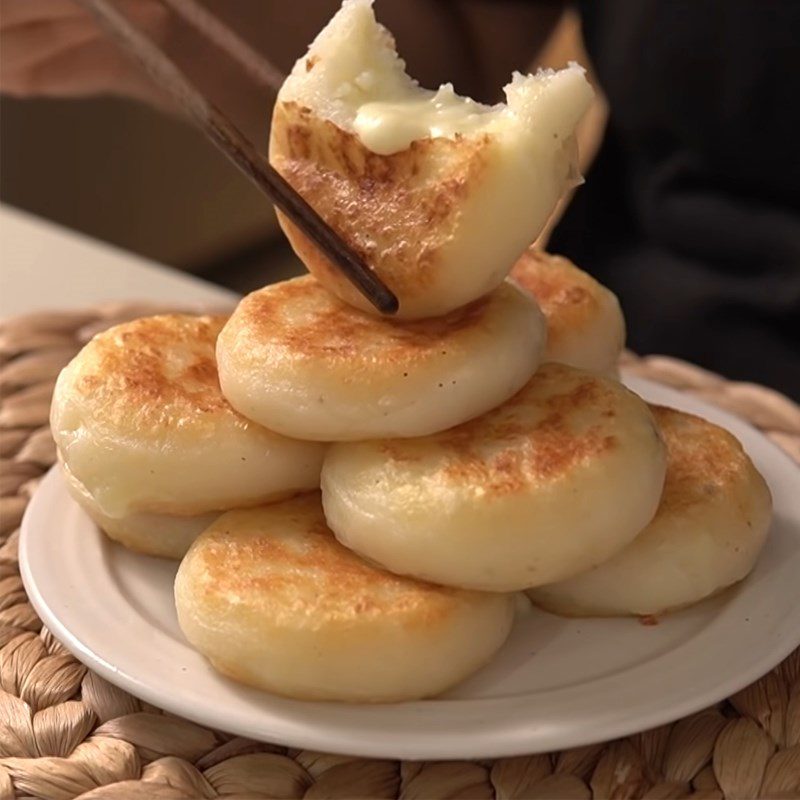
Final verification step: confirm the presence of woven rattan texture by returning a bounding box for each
[1,306,799,800]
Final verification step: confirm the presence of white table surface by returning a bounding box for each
[0,204,237,318]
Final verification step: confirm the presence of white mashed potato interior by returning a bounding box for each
[280,0,591,161]
[272,0,593,318]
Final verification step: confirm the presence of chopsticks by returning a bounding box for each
[75,0,399,315]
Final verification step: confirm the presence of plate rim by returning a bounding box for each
[19,375,800,759]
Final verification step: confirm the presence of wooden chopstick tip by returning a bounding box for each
[81,0,395,315]
[376,288,400,315]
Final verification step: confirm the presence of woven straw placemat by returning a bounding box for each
[1,305,799,800]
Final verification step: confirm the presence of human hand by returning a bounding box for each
[0,0,167,101]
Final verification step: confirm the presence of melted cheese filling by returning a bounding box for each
[353,83,497,155]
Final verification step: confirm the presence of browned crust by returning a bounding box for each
[649,405,756,519]
[69,314,251,433]
[378,364,633,495]
[510,248,604,345]
[191,494,475,628]
[269,100,493,302]
[231,275,495,367]
[439,367,619,493]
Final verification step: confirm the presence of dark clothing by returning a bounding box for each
[549,1,800,397]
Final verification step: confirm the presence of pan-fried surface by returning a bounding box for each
[510,249,625,374]
[270,0,593,318]
[528,406,773,616]
[322,363,667,591]
[217,277,546,441]
[175,494,514,702]
[51,314,325,516]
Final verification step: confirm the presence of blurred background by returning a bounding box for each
[1,2,595,291]
[1,1,797,396]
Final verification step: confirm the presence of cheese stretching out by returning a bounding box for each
[270,0,594,319]
[353,84,493,156]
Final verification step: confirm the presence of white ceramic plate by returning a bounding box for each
[20,377,800,760]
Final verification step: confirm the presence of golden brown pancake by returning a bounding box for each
[529,406,773,616]
[175,494,514,701]
[216,276,546,440]
[322,363,667,591]
[270,0,593,318]
[510,248,625,373]
[51,314,325,519]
